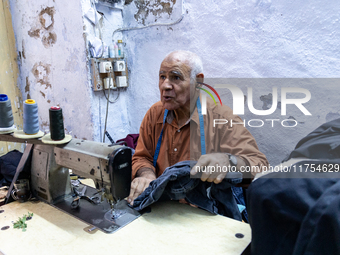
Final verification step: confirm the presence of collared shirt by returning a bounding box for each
[132,97,269,179]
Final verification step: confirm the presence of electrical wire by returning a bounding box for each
[103,86,120,103]
[102,71,120,142]
[103,86,109,143]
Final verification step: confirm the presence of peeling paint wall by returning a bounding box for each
[121,0,340,166]
[80,0,132,143]
[6,0,340,166]
[9,0,93,140]
[28,6,57,48]
[134,0,177,25]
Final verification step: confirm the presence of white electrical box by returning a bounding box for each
[99,62,113,73]
[90,58,129,92]
[104,77,116,89]
[116,76,127,87]
[114,61,125,72]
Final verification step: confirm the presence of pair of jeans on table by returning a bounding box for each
[132,160,245,221]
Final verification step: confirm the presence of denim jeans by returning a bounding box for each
[232,186,248,222]
[132,160,243,221]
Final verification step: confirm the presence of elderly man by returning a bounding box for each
[127,50,268,207]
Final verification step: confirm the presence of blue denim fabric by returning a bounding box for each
[132,160,243,221]
[232,186,248,222]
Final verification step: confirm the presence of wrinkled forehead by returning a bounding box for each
[160,53,191,75]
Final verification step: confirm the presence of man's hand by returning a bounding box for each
[127,168,156,206]
[191,153,248,184]
[190,153,230,184]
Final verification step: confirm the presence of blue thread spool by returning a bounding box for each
[23,99,39,135]
[0,94,14,128]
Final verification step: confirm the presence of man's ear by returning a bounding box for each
[196,73,204,84]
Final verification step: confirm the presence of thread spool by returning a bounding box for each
[0,94,14,128]
[23,99,39,135]
[49,106,65,141]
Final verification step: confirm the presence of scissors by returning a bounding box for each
[70,186,101,209]
[71,186,87,209]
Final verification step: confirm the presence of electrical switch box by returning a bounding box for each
[90,58,129,91]
[116,76,127,88]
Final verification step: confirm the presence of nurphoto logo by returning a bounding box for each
[199,81,312,128]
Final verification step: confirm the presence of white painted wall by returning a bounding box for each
[121,0,340,165]
[9,0,93,140]
[8,0,340,166]
[81,0,131,143]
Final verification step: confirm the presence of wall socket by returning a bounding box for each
[99,62,113,73]
[114,61,125,72]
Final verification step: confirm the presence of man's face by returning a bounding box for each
[159,54,193,112]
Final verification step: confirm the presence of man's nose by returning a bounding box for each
[161,77,172,90]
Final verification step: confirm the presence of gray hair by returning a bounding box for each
[164,50,203,84]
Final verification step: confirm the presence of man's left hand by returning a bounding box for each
[190,153,230,184]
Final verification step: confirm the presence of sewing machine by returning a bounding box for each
[0,134,140,233]
[1,134,252,254]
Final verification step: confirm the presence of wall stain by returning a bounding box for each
[42,32,57,47]
[286,116,299,126]
[39,7,55,30]
[22,40,26,59]
[27,6,57,48]
[63,49,80,72]
[277,101,281,109]
[260,94,282,110]
[134,0,177,25]
[41,121,49,128]
[260,93,273,110]
[47,99,51,103]
[18,51,22,63]
[28,28,40,39]
[25,77,30,93]
[40,91,46,98]
[41,121,49,132]
[32,62,52,89]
